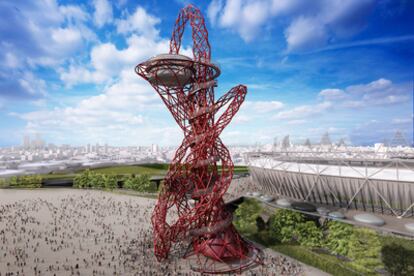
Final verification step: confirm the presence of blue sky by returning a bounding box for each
[0,0,413,147]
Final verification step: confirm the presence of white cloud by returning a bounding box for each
[392,118,412,124]
[286,119,306,125]
[285,17,327,52]
[59,5,89,23]
[59,6,181,88]
[60,34,170,87]
[270,0,303,15]
[116,6,160,38]
[347,78,391,94]
[93,0,113,27]
[232,100,284,124]
[218,0,270,42]
[59,65,107,86]
[244,100,284,113]
[318,88,345,100]
[51,27,83,52]
[15,68,166,145]
[18,72,47,97]
[4,52,20,69]
[319,78,410,108]
[0,1,97,101]
[274,101,332,120]
[208,0,224,26]
[40,5,199,145]
[209,0,375,51]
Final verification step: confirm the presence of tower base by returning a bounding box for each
[184,226,263,274]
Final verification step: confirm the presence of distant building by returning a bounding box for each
[320,132,332,146]
[281,135,290,149]
[23,135,30,149]
[390,131,408,147]
[32,134,45,150]
[304,138,312,148]
[152,144,159,154]
[337,138,346,148]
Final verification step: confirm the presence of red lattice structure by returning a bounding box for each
[135,4,262,274]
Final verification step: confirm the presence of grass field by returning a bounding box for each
[91,164,168,175]
[270,244,362,276]
[38,163,248,181]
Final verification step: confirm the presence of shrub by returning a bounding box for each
[124,174,155,192]
[326,221,353,256]
[89,173,105,188]
[104,175,118,190]
[381,242,414,275]
[294,221,324,248]
[74,169,91,188]
[7,175,42,188]
[272,244,361,276]
[268,209,305,243]
[233,198,263,235]
[347,228,382,274]
[74,169,108,189]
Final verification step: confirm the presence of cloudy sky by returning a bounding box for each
[0,0,413,147]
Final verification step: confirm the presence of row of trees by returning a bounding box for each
[234,199,414,275]
[74,169,156,192]
[74,169,118,190]
[0,175,43,188]
[123,174,156,192]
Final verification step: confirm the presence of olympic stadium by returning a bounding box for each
[244,137,414,235]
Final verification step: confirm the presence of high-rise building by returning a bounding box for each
[320,132,332,146]
[32,134,45,149]
[152,144,159,154]
[23,135,30,149]
[281,135,290,149]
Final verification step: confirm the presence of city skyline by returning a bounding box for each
[0,1,413,147]
[8,130,413,149]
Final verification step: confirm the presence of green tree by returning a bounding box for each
[348,228,382,274]
[326,221,353,256]
[294,221,323,248]
[268,209,305,243]
[234,198,263,235]
[124,174,139,190]
[0,178,6,187]
[89,172,105,188]
[9,176,18,187]
[381,243,414,276]
[104,175,118,190]
[7,175,42,188]
[74,169,91,188]
[124,174,155,192]
[139,174,155,192]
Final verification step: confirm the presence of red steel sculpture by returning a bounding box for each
[135,4,261,273]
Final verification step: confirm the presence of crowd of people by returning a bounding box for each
[0,185,303,275]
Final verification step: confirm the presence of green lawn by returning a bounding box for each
[270,243,362,276]
[41,173,77,180]
[87,164,247,175]
[1,163,249,186]
[91,164,168,175]
[232,166,249,173]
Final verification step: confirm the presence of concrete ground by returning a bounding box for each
[0,188,328,275]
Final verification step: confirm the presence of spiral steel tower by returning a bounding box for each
[135,4,261,273]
